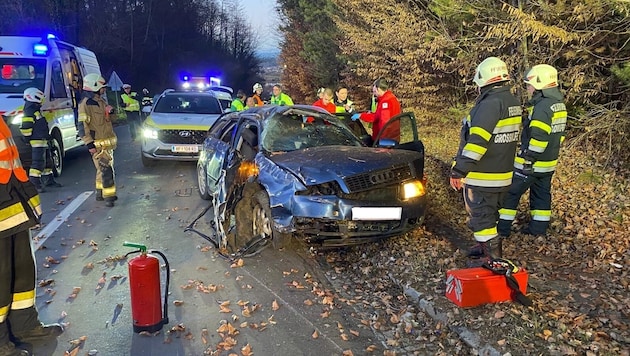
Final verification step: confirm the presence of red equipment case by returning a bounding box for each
[445,267,529,307]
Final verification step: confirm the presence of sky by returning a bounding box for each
[240,0,280,53]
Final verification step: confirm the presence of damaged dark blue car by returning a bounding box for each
[195,105,427,252]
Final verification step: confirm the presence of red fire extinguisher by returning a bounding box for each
[123,242,170,333]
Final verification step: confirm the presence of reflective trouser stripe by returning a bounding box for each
[531,209,551,222]
[474,226,498,242]
[499,208,517,221]
[0,305,8,322]
[11,290,35,310]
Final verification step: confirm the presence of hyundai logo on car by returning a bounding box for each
[179,131,192,137]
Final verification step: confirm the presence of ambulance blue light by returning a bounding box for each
[33,44,49,56]
[46,34,57,39]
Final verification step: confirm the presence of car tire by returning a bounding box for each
[50,134,63,177]
[197,163,211,200]
[141,153,156,167]
[251,191,292,250]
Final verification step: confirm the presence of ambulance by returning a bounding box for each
[0,34,102,176]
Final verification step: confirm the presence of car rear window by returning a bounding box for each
[154,94,222,114]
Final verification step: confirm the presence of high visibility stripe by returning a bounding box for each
[528,138,548,153]
[474,226,498,242]
[560,136,565,144]
[462,143,487,161]
[94,137,117,148]
[531,209,551,222]
[29,168,42,177]
[552,111,567,121]
[0,157,23,169]
[493,116,522,133]
[79,112,88,122]
[28,195,42,216]
[30,139,48,148]
[0,305,8,322]
[0,138,10,151]
[465,171,513,187]
[102,186,116,197]
[530,119,552,134]
[0,209,29,231]
[499,208,517,221]
[469,127,491,141]
[11,290,36,310]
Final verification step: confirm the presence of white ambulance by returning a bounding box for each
[0,34,102,176]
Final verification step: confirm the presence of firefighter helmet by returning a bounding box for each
[524,64,558,90]
[122,83,131,89]
[253,83,263,93]
[143,88,149,95]
[473,57,510,88]
[83,73,107,92]
[23,87,45,104]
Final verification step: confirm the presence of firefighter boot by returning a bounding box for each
[41,175,63,188]
[28,177,45,193]
[466,238,502,267]
[11,323,63,345]
[104,198,115,207]
[0,323,29,356]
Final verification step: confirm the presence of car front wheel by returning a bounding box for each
[251,191,291,250]
[197,163,211,200]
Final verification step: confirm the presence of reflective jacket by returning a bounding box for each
[121,92,140,112]
[20,101,49,148]
[0,118,41,238]
[230,98,245,112]
[515,88,567,175]
[334,98,354,113]
[358,90,401,141]
[78,95,117,151]
[270,93,294,106]
[452,84,522,192]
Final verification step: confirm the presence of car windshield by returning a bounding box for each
[0,59,46,94]
[154,93,222,114]
[261,113,363,152]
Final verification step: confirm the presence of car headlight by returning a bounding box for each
[401,180,426,200]
[11,113,24,125]
[142,126,159,139]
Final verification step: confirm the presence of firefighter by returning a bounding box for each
[121,83,141,141]
[141,88,153,120]
[450,57,522,263]
[0,116,63,356]
[230,90,247,112]
[351,78,401,142]
[269,84,294,106]
[497,64,567,237]
[19,88,62,193]
[79,74,118,207]
[252,83,264,106]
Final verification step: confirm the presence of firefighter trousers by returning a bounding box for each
[0,230,41,344]
[28,145,54,178]
[463,185,506,243]
[498,171,553,236]
[92,149,116,200]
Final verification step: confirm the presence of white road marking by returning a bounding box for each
[32,191,94,250]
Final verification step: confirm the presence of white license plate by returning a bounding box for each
[171,145,199,153]
[352,207,402,221]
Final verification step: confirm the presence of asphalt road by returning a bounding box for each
[26,126,378,356]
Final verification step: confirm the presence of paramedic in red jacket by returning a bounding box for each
[351,78,401,142]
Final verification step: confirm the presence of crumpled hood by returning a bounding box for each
[146,112,220,130]
[268,145,421,185]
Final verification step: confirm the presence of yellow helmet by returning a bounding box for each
[83,73,107,92]
[473,57,510,88]
[524,64,558,90]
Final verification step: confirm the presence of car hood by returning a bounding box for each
[268,145,421,185]
[146,112,221,130]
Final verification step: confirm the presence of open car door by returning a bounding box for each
[373,112,425,154]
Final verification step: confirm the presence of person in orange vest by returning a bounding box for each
[79,74,118,207]
[312,88,336,113]
[351,78,401,142]
[0,116,63,356]
[252,83,264,106]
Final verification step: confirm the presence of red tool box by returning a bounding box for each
[445,267,529,307]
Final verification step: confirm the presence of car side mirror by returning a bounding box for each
[375,138,397,148]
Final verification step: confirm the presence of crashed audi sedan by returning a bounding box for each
[195,105,427,250]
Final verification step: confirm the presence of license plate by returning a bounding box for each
[171,145,199,153]
[352,207,402,221]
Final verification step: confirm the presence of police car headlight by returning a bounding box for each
[142,127,159,139]
[401,180,426,200]
[11,113,24,125]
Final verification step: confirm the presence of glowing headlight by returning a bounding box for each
[182,82,191,89]
[11,113,24,125]
[401,180,426,200]
[142,127,159,139]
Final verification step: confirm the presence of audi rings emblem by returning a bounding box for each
[179,131,192,137]
[370,171,395,184]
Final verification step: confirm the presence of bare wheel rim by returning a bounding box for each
[252,204,272,238]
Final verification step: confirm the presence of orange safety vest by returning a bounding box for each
[0,119,28,184]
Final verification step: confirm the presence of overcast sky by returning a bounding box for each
[240,0,280,53]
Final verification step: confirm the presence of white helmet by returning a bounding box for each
[253,83,263,92]
[83,73,107,92]
[524,64,558,90]
[473,57,510,88]
[122,83,131,89]
[23,87,45,104]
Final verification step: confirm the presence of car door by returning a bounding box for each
[373,112,425,154]
[205,119,238,201]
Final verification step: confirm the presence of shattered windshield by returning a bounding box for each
[0,59,46,94]
[261,113,362,152]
